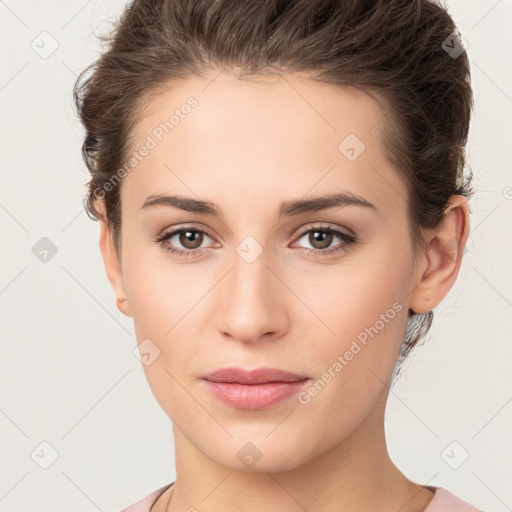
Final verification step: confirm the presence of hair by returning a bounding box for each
[73,0,474,381]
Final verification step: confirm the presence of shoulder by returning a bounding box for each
[424,486,484,512]
[118,482,174,512]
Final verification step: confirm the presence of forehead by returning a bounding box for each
[122,72,407,218]
[132,71,385,150]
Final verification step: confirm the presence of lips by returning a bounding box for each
[202,367,311,410]
[202,367,309,385]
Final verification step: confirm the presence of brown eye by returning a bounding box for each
[308,229,333,250]
[293,225,357,256]
[178,229,204,249]
[156,227,217,257]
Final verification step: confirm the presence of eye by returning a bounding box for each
[155,226,219,258]
[155,224,357,259]
[291,225,357,256]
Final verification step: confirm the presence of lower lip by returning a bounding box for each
[203,379,310,410]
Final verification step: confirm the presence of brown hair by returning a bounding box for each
[73,0,474,379]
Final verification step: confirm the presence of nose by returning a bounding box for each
[216,245,290,345]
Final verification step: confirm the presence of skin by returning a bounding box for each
[97,71,470,511]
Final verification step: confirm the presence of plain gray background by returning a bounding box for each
[0,0,511,511]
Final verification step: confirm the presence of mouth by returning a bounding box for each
[202,366,309,384]
[202,367,310,410]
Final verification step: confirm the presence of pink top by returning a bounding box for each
[119,483,483,511]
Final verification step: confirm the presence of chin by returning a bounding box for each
[198,430,318,474]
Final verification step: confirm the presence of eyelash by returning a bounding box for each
[155,224,357,259]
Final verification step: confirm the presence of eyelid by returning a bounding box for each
[292,222,355,239]
[156,222,353,242]
[156,223,217,242]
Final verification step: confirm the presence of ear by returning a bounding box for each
[96,200,132,318]
[408,194,470,314]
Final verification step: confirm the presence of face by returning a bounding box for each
[107,72,422,472]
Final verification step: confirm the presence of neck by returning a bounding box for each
[161,387,434,512]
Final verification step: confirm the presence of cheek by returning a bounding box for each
[292,241,412,395]
[123,244,202,335]
[122,251,216,406]
[287,266,410,448]
[295,240,410,342]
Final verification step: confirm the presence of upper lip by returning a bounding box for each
[202,367,309,385]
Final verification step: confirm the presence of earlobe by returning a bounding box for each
[408,195,470,315]
[96,205,132,318]
[116,296,132,317]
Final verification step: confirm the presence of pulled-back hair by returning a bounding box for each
[73,0,474,378]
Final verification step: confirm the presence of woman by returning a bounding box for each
[73,0,482,510]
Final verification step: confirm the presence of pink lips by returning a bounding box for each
[202,367,310,410]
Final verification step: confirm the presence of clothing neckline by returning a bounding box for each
[149,483,440,511]
[148,482,175,512]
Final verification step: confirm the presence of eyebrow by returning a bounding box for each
[140,191,379,218]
